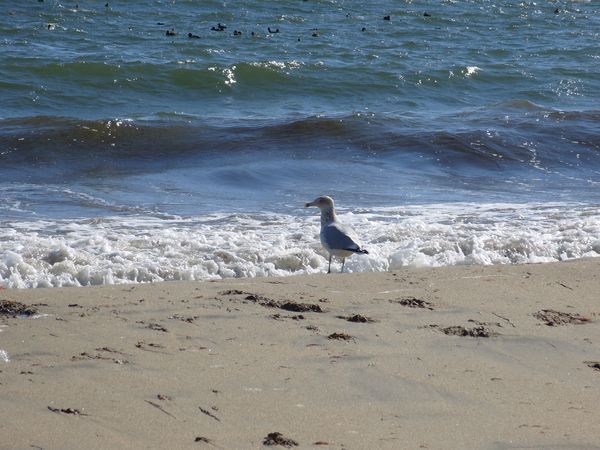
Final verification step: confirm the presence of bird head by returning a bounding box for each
[305,196,335,209]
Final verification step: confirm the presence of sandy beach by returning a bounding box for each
[1,259,599,449]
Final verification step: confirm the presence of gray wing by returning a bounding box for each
[321,221,362,252]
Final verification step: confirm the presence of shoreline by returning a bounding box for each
[3,202,600,289]
[1,259,599,449]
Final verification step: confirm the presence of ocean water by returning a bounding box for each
[1,0,599,287]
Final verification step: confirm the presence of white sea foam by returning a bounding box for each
[465,66,481,77]
[1,203,599,288]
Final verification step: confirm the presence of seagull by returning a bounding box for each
[305,196,369,273]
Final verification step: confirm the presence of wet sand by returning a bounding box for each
[1,259,599,449]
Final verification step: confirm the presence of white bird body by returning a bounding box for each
[305,196,368,273]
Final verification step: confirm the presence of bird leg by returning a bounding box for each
[341,258,345,273]
[327,255,332,274]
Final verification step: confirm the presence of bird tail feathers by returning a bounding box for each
[346,248,369,254]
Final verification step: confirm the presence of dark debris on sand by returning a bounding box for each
[263,432,299,447]
[390,297,434,310]
[145,322,169,332]
[337,314,376,323]
[135,340,165,350]
[199,406,220,422]
[0,300,38,317]
[327,332,354,341]
[438,325,496,338]
[169,313,199,323]
[48,406,88,415]
[533,309,590,326]
[271,313,305,321]
[223,290,324,313]
[71,351,129,364]
[585,361,600,371]
[219,289,245,295]
[278,301,322,313]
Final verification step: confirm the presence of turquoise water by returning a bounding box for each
[1,1,600,287]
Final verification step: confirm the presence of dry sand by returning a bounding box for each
[1,259,599,449]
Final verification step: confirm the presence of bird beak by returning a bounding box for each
[304,202,313,208]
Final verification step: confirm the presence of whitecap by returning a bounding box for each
[465,66,481,77]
